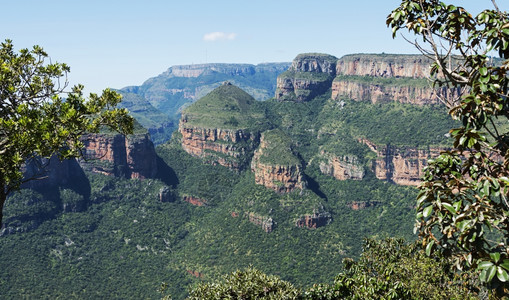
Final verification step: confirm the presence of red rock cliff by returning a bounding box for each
[250,131,305,193]
[179,120,257,170]
[336,54,433,78]
[275,53,337,102]
[331,80,458,105]
[318,151,365,181]
[359,138,445,186]
[80,133,157,179]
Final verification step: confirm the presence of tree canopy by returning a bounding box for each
[387,0,509,294]
[0,39,133,226]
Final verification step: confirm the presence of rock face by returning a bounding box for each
[295,210,332,229]
[80,133,157,179]
[183,195,207,206]
[331,80,450,105]
[359,138,444,186]
[276,53,337,102]
[245,212,275,233]
[179,124,257,170]
[319,152,364,181]
[347,201,381,210]
[336,54,433,78]
[251,130,305,193]
[178,83,268,170]
[332,54,461,106]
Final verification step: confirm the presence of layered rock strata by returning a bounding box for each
[332,54,461,105]
[360,138,444,186]
[276,53,337,102]
[251,130,305,193]
[331,80,452,105]
[319,152,364,180]
[80,133,157,179]
[336,54,434,78]
[179,123,257,170]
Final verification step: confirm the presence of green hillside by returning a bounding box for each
[0,55,460,299]
[182,83,267,130]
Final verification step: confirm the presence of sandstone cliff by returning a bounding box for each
[80,132,157,179]
[295,209,332,229]
[331,79,445,105]
[318,151,365,181]
[332,54,461,106]
[359,138,444,186]
[179,122,258,170]
[336,54,434,78]
[251,130,305,193]
[276,53,337,102]
[179,83,268,170]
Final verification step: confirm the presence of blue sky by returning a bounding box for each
[1,0,507,94]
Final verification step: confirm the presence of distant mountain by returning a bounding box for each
[119,62,290,144]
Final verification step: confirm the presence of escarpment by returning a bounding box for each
[336,54,434,78]
[318,151,365,181]
[359,138,445,186]
[80,132,157,179]
[332,54,461,105]
[276,53,337,102]
[251,130,305,193]
[179,83,269,170]
[331,79,448,105]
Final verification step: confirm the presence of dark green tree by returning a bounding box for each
[387,0,509,293]
[304,238,476,300]
[0,39,133,226]
[187,267,301,299]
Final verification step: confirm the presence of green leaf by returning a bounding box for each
[425,240,434,256]
[478,260,494,270]
[497,267,509,282]
[487,265,497,282]
[442,202,456,215]
[479,67,488,76]
[500,259,509,271]
[483,180,490,196]
[490,252,501,263]
[423,205,433,218]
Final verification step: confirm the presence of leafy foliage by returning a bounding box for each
[304,238,477,299]
[388,0,509,293]
[0,39,133,225]
[187,267,300,300]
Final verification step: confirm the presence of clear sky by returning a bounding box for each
[1,0,507,94]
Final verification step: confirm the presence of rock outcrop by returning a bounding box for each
[80,132,157,179]
[179,124,257,170]
[347,201,381,210]
[179,83,268,170]
[276,53,337,102]
[331,79,449,105]
[359,138,444,186]
[318,152,364,181]
[245,212,275,233]
[251,130,305,193]
[183,195,207,206]
[295,210,332,229]
[332,54,461,106]
[336,54,434,78]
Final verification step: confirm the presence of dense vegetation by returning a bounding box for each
[0,43,477,300]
